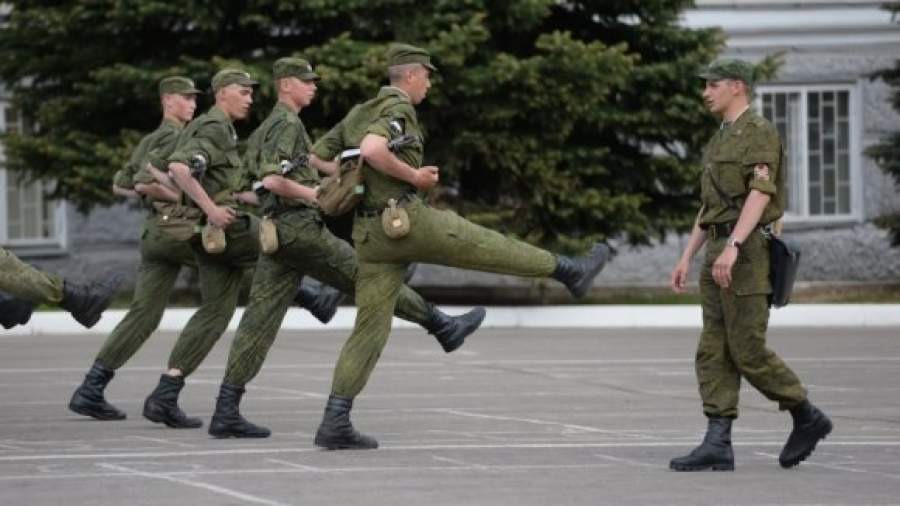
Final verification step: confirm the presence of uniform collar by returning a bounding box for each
[273,101,298,117]
[378,86,411,103]
[209,105,232,124]
[720,105,751,130]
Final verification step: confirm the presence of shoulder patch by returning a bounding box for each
[389,118,405,136]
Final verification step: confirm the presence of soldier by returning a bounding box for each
[206,57,485,438]
[68,76,202,421]
[0,247,120,329]
[668,59,832,471]
[309,44,610,450]
[131,68,263,429]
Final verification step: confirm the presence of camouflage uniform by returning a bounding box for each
[695,107,806,418]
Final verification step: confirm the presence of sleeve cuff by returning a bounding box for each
[749,179,777,195]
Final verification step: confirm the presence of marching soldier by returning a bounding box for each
[668,59,832,471]
[68,76,201,421]
[310,44,610,450]
[206,57,485,438]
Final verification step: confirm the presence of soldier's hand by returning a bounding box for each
[414,166,439,190]
[712,247,738,289]
[207,205,236,229]
[670,261,690,294]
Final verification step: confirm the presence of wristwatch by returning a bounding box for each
[726,236,742,250]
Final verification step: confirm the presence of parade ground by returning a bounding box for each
[1,314,899,505]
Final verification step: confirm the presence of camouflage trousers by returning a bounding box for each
[0,246,64,304]
[167,213,259,376]
[95,217,197,369]
[222,208,429,386]
[331,199,557,398]
[696,232,807,419]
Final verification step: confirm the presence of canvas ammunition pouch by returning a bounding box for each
[259,215,279,254]
[152,201,202,242]
[317,156,365,216]
[381,198,411,239]
[201,223,227,254]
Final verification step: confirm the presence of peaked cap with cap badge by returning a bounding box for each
[211,68,259,92]
[159,76,202,96]
[385,43,436,71]
[273,57,320,81]
[697,58,755,87]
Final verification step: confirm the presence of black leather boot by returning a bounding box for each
[779,400,832,468]
[422,305,487,353]
[670,417,735,471]
[314,395,378,450]
[60,273,123,328]
[208,384,271,438]
[0,292,33,329]
[294,283,345,324]
[551,243,610,298]
[142,374,203,428]
[68,361,127,420]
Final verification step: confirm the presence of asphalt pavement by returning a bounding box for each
[1,325,899,505]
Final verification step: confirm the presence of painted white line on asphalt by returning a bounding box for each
[593,453,658,468]
[432,408,652,438]
[97,462,291,506]
[264,458,325,472]
[755,451,900,480]
[2,440,900,462]
[188,378,328,399]
[430,455,489,469]
[4,355,900,375]
[129,435,196,448]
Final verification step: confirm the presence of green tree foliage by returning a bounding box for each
[867,1,900,246]
[0,0,725,250]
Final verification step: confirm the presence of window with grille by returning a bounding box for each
[755,85,860,221]
[0,99,66,247]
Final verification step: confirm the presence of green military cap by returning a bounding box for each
[158,76,201,96]
[386,43,436,71]
[273,57,320,81]
[211,68,259,92]
[698,58,755,86]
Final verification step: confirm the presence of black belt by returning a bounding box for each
[355,192,418,218]
[703,222,735,240]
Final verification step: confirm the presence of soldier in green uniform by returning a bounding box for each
[137,68,264,429]
[68,76,201,421]
[310,44,610,450]
[206,58,486,439]
[669,59,832,471]
[1,253,120,328]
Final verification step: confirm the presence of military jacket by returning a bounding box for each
[121,119,181,190]
[698,108,785,227]
[312,86,424,210]
[166,106,246,208]
[244,102,317,211]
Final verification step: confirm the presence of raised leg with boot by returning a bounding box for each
[68,361,126,420]
[421,304,487,353]
[208,384,271,438]
[142,374,203,428]
[294,282,345,324]
[60,273,124,328]
[779,400,832,468]
[551,243,611,298]
[314,395,378,450]
[670,417,735,471]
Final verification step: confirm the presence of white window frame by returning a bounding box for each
[754,81,864,224]
[0,97,67,250]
